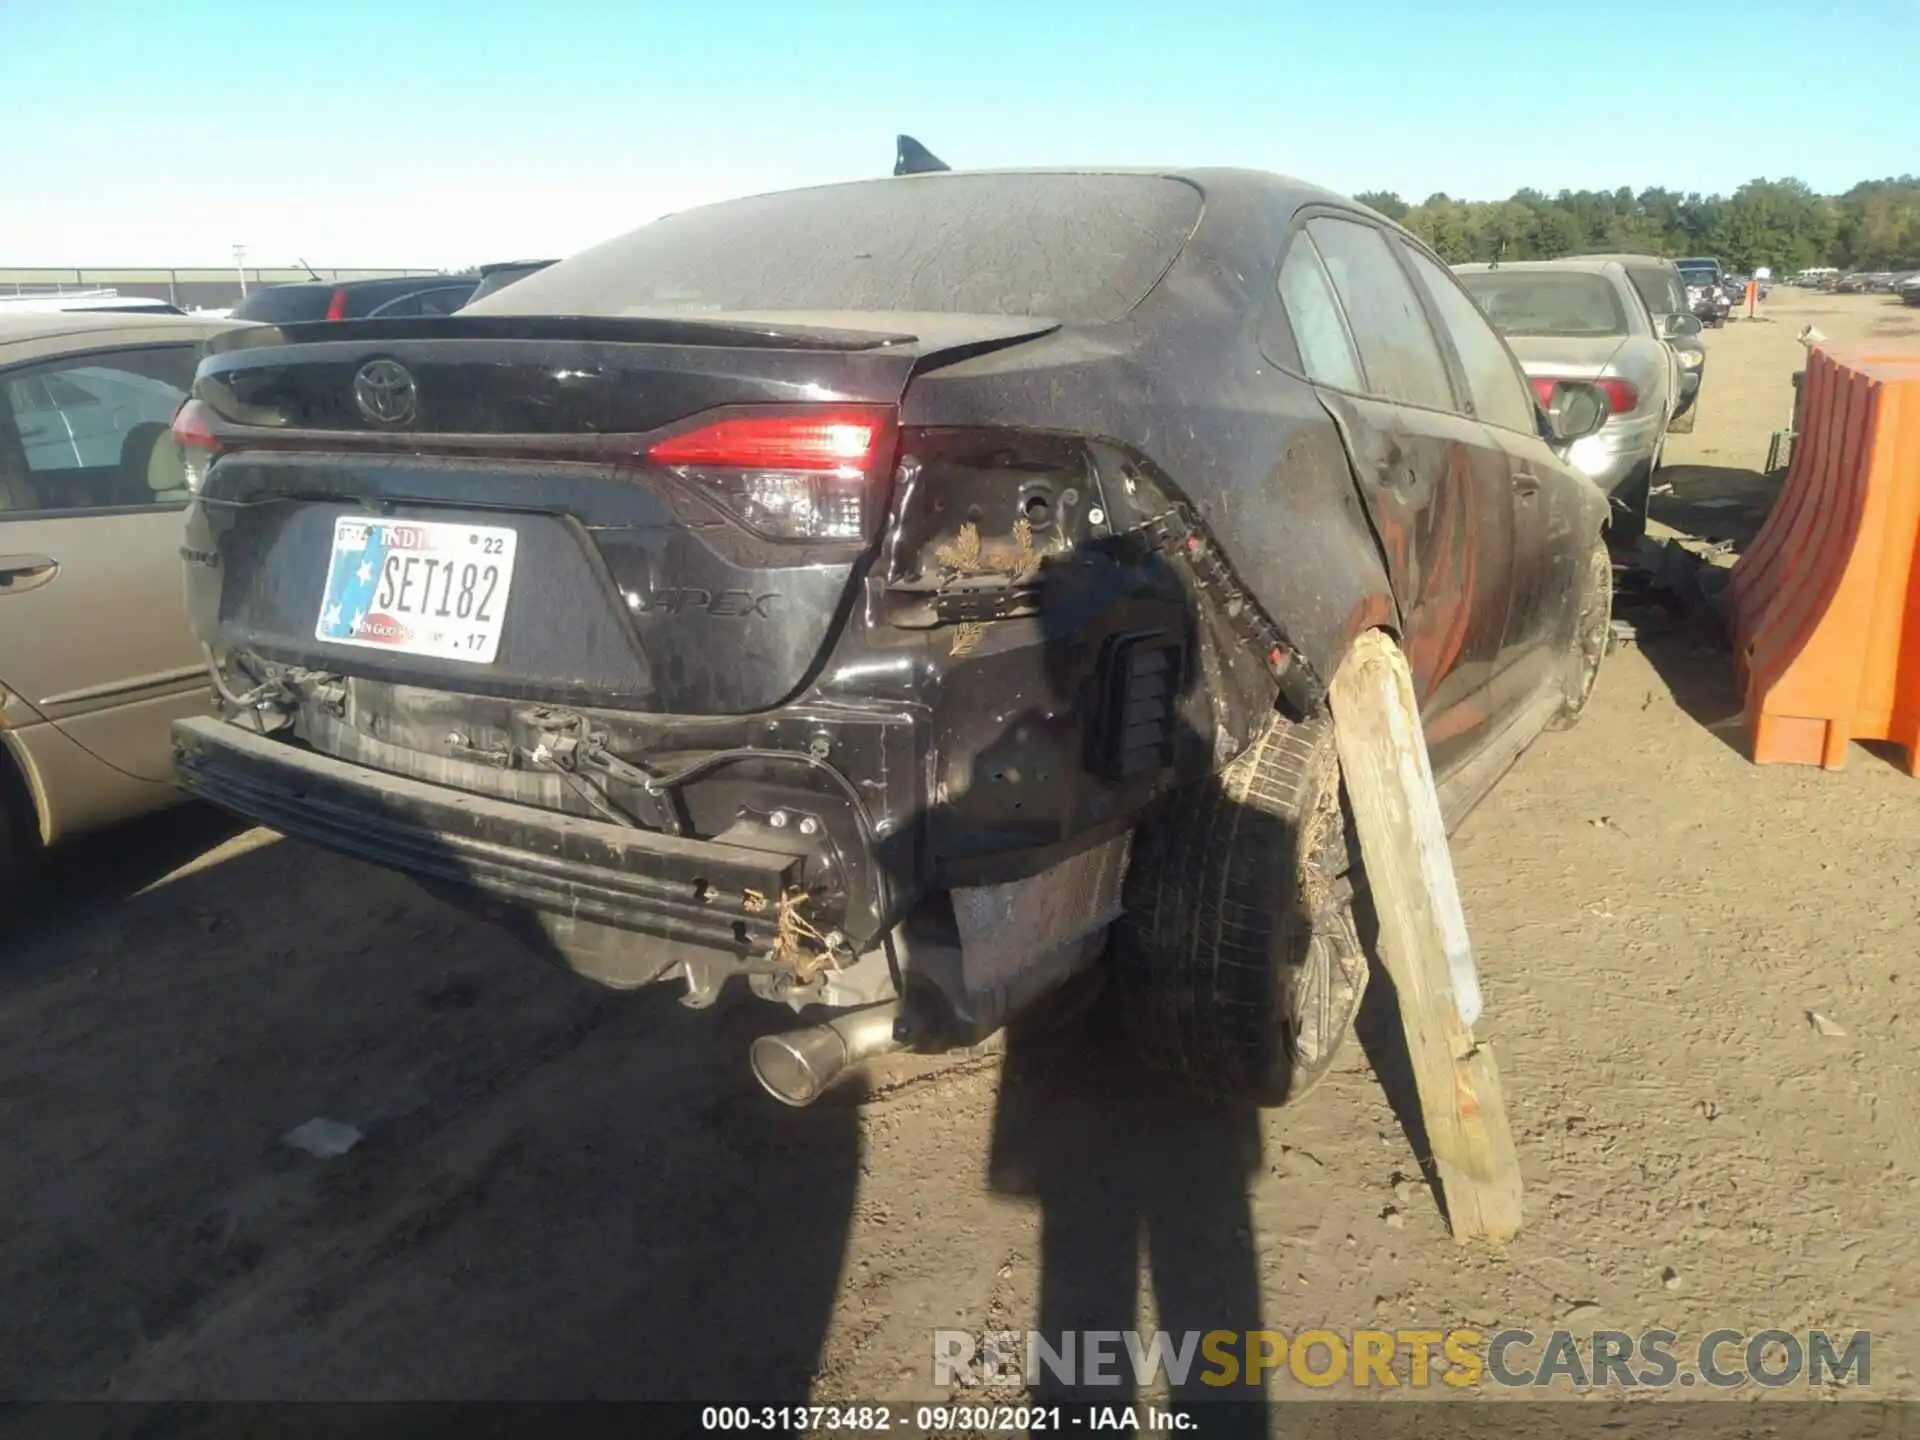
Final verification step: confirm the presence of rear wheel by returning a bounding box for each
[1548,534,1613,731]
[1110,709,1367,1105]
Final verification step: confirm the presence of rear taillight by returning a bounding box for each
[324,287,349,321]
[646,407,897,541]
[170,398,222,493]
[1528,377,1638,416]
[1594,379,1639,414]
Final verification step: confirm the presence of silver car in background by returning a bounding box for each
[1454,259,1681,544]
[1572,253,1707,432]
[0,312,241,912]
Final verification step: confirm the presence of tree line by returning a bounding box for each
[1353,177,1920,273]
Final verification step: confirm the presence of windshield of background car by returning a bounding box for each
[1676,262,1719,286]
[476,174,1205,326]
[1456,271,1629,338]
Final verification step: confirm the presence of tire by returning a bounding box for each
[1548,534,1613,732]
[1608,463,1652,550]
[1110,708,1368,1105]
[1667,402,1696,435]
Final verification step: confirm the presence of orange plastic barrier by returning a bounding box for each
[1730,342,1920,774]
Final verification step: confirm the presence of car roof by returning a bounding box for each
[1454,259,1632,277]
[694,164,1328,195]
[1570,252,1681,269]
[633,167,1373,237]
[503,167,1396,329]
[0,310,243,349]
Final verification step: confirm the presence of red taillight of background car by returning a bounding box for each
[1593,378,1639,414]
[646,407,898,541]
[170,398,223,493]
[324,287,350,321]
[1528,377,1638,417]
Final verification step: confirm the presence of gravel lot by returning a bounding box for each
[4,288,1918,1406]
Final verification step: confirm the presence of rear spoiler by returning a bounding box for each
[203,310,1058,360]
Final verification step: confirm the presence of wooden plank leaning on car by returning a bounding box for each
[1329,629,1524,1244]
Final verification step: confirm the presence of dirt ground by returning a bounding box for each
[4,288,1919,1408]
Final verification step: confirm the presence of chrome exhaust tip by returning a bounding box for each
[750,1002,905,1107]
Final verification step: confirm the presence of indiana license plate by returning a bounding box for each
[314,517,518,663]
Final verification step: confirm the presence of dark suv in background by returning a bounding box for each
[1675,256,1733,329]
[229,274,480,323]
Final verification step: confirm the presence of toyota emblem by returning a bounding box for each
[352,358,418,426]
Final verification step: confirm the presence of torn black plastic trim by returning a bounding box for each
[1133,501,1327,717]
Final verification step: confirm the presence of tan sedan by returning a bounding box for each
[0,311,241,908]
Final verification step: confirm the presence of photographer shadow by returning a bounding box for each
[967,535,1332,1433]
[988,1006,1267,1421]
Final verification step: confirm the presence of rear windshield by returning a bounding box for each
[1456,271,1629,338]
[1628,268,1686,317]
[477,174,1204,327]
[1675,261,1720,286]
[229,285,332,322]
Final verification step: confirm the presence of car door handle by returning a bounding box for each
[0,553,59,592]
[1512,472,1542,496]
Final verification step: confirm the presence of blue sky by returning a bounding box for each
[4,0,1914,267]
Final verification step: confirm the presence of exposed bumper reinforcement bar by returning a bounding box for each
[171,715,813,956]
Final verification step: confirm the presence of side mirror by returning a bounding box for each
[1542,380,1610,444]
[1663,312,1703,339]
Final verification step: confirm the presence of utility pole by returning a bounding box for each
[233,244,249,297]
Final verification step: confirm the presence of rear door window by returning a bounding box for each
[1303,216,1455,411]
[0,345,200,512]
[42,375,101,408]
[1400,246,1539,435]
[1276,238,1366,392]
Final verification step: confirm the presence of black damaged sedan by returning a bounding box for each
[169,167,1615,1108]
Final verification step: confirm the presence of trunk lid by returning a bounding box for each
[1500,334,1628,379]
[185,311,1056,714]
